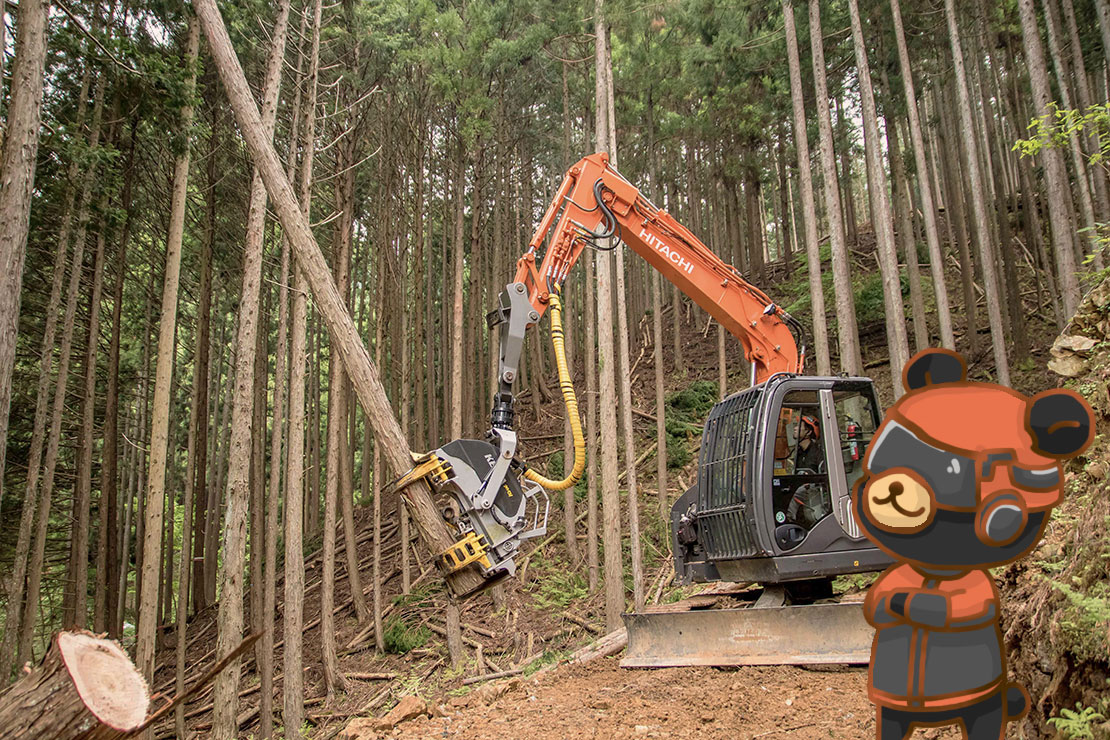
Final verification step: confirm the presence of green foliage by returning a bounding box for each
[1015,103,1110,280]
[1048,702,1107,739]
[1046,578,1110,664]
[667,381,719,416]
[853,271,909,326]
[1013,103,1110,166]
[663,381,719,470]
[391,581,439,610]
[522,649,565,676]
[833,572,877,594]
[662,584,698,604]
[382,617,432,654]
[528,563,588,610]
[778,243,912,335]
[665,424,694,470]
[383,581,439,653]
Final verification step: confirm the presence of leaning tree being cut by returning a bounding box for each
[0,631,149,739]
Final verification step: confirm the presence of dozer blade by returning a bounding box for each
[620,602,872,668]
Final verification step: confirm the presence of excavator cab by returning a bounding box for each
[672,373,891,586]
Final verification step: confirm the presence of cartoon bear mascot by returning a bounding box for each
[855,348,1095,740]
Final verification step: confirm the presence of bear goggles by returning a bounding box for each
[866,421,1060,510]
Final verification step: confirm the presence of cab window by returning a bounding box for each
[771,391,832,535]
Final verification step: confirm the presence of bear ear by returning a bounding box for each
[902,348,967,392]
[1026,389,1095,459]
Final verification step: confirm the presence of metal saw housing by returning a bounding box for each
[434,438,548,578]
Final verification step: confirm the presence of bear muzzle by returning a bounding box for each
[863,471,934,532]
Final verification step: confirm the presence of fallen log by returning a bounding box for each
[461,668,522,686]
[463,621,496,639]
[566,628,628,664]
[562,611,599,635]
[534,628,628,677]
[344,672,394,681]
[0,631,148,740]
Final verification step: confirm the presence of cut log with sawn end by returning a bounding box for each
[0,631,149,740]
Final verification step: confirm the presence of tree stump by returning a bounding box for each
[0,631,149,740]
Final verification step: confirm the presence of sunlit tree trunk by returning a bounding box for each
[1018,0,1081,318]
[837,99,858,249]
[809,0,862,376]
[335,130,369,628]
[973,11,1026,358]
[282,176,309,740]
[848,0,910,391]
[256,213,288,740]
[212,0,291,726]
[645,89,668,521]
[371,239,386,653]
[935,92,979,354]
[1061,0,1110,224]
[136,17,199,689]
[101,118,136,637]
[67,192,108,630]
[207,308,235,605]
[886,114,928,351]
[0,0,47,513]
[25,73,100,653]
[249,292,267,669]
[889,0,955,349]
[594,0,625,631]
[946,0,1010,382]
[0,65,92,673]
[584,181,600,592]
[783,0,830,375]
[1097,0,1110,73]
[1042,0,1101,265]
[175,220,205,739]
[129,286,153,640]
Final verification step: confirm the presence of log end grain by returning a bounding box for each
[57,631,149,731]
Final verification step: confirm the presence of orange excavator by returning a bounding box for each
[395,153,889,666]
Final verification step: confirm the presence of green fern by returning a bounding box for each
[529,567,588,610]
[1048,703,1105,739]
[1047,579,1110,663]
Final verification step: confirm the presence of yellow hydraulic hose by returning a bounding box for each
[523,291,586,491]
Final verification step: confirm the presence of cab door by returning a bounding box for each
[819,383,880,540]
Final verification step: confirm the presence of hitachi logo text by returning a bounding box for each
[639,228,695,275]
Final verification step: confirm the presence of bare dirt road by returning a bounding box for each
[390,658,974,740]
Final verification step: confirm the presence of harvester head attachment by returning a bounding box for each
[402,438,547,580]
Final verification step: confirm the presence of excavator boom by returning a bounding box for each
[513,152,805,384]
